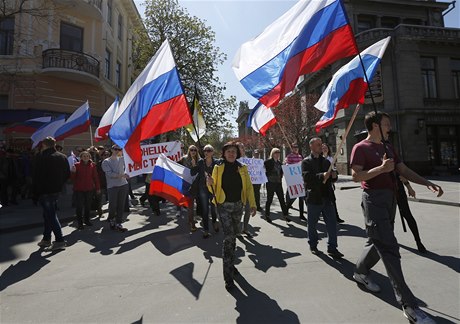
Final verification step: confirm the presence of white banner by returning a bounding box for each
[238,157,267,184]
[282,162,305,198]
[124,141,182,177]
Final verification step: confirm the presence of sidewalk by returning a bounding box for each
[0,175,458,234]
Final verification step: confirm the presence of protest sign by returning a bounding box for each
[238,157,267,184]
[123,141,182,177]
[282,162,305,198]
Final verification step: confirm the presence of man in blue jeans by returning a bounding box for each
[301,137,343,258]
[33,137,70,251]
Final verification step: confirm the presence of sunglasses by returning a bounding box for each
[189,149,197,152]
[113,148,122,151]
[204,149,213,152]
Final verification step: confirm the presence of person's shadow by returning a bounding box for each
[238,236,301,273]
[228,275,300,323]
[0,250,51,291]
[399,243,460,273]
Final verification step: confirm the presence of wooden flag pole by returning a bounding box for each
[323,104,361,183]
[277,122,292,151]
[89,124,94,147]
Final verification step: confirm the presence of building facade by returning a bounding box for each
[297,0,460,175]
[0,0,143,151]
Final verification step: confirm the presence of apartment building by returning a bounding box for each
[0,0,143,151]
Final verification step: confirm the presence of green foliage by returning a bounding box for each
[134,0,237,134]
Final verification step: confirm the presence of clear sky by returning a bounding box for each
[133,0,460,130]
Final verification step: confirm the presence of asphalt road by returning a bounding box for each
[0,178,459,323]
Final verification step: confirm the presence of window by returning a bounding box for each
[421,57,437,98]
[105,49,111,80]
[107,1,112,26]
[381,17,399,29]
[357,15,375,33]
[60,22,83,52]
[0,18,14,55]
[117,14,123,40]
[116,61,121,88]
[0,95,8,109]
[451,59,460,99]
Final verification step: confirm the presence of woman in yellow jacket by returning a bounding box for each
[207,141,256,290]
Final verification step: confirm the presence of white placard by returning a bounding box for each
[282,162,305,198]
[238,157,267,184]
[123,141,182,177]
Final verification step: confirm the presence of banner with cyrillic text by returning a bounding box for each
[238,157,267,184]
[282,162,305,198]
[124,141,182,177]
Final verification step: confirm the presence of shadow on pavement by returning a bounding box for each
[399,243,460,273]
[237,236,301,273]
[228,275,300,323]
[0,250,50,292]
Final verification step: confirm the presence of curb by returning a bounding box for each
[408,197,460,207]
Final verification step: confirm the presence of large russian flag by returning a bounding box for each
[315,36,391,132]
[109,39,192,163]
[3,116,52,134]
[246,102,277,136]
[149,154,196,207]
[54,101,91,141]
[31,115,66,149]
[95,97,118,142]
[233,0,358,108]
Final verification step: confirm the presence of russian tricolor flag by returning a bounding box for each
[95,97,118,142]
[31,115,66,149]
[233,0,358,108]
[247,102,277,136]
[315,37,391,132]
[149,154,196,207]
[109,39,192,163]
[54,101,91,141]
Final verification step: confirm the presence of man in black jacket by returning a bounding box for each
[302,137,343,258]
[33,137,70,251]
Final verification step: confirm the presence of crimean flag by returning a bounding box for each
[149,154,196,207]
[109,39,192,164]
[233,0,358,108]
[95,97,118,142]
[246,102,277,136]
[185,90,206,142]
[315,36,391,132]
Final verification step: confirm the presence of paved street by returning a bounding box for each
[0,177,459,323]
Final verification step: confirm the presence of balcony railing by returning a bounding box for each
[42,49,100,78]
[356,25,460,44]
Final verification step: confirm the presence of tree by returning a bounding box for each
[0,0,51,19]
[268,92,321,156]
[134,0,237,135]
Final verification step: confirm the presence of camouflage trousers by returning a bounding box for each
[217,201,243,284]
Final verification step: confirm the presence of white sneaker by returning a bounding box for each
[403,306,436,324]
[353,272,381,292]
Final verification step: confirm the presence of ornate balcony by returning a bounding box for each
[42,49,100,78]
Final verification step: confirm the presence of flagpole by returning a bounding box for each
[89,124,94,147]
[277,122,292,151]
[326,104,361,177]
